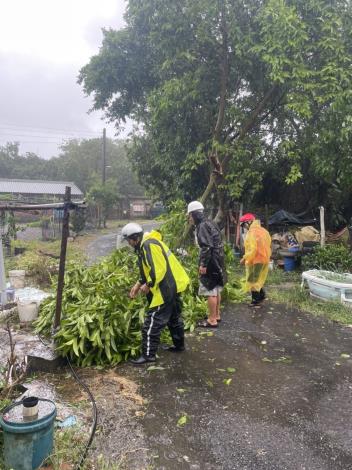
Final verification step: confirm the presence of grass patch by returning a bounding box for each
[45,427,123,469]
[266,267,301,286]
[4,239,86,287]
[45,426,88,469]
[269,274,352,324]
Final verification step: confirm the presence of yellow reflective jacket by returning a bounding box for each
[242,220,272,292]
[139,230,189,308]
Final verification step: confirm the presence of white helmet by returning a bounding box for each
[187,201,204,214]
[121,222,143,240]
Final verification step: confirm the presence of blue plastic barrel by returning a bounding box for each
[0,399,56,470]
[284,256,296,271]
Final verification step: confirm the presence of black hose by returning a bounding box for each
[37,334,98,469]
[66,357,98,470]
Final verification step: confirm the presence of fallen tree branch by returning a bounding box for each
[1,323,27,399]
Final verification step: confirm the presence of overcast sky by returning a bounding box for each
[0,0,127,159]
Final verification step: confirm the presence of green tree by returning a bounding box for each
[87,180,120,228]
[55,138,143,195]
[79,0,352,225]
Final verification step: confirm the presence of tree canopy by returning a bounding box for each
[79,0,352,226]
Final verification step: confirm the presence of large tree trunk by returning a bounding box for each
[211,1,229,225]
[210,83,281,212]
[180,83,282,243]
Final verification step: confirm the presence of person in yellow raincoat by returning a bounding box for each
[240,213,271,307]
[121,223,190,365]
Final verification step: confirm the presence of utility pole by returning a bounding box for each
[102,127,106,184]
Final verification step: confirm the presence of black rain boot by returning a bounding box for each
[250,290,261,307]
[167,345,185,352]
[259,288,266,302]
[129,355,156,365]
[169,326,185,352]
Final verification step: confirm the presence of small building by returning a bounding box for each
[119,195,152,218]
[0,178,83,203]
[130,196,151,218]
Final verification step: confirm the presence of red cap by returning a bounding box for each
[239,213,255,223]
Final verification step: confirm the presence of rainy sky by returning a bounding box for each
[0,0,127,159]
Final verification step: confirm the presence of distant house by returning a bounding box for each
[128,195,152,218]
[0,178,83,202]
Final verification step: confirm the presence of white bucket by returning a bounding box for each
[9,270,26,289]
[17,300,39,323]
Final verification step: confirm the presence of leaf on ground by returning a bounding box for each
[177,415,188,427]
[226,367,236,373]
[223,378,232,385]
[176,388,187,394]
[340,353,350,359]
[216,368,226,372]
[205,379,214,387]
[275,356,292,364]
[147,365,165,371]
[260,341,267,345]
[262,357,273,363]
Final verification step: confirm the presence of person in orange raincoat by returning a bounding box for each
[240,213,271,307]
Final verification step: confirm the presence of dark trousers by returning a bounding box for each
[251,288,265,303]
[142,295,184,358]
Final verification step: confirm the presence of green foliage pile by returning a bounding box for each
[302,244,352,273]
[35,237,245,366]
[35,201,246,366]
[158,200,190,250]
[35,247,210,366]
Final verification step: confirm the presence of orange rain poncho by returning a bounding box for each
[242,220,272,292]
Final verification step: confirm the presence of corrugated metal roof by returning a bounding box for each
[0,178,83,196]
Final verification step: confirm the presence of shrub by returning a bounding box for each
[302,244,352,273]
[70,207,86,234]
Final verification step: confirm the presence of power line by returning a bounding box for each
[0,133,98,139]
[0,123,101,136]
[0,140,64,144]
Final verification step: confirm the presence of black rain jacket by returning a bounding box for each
[195,214,227,290]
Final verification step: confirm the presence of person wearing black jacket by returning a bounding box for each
[187,201,227,328]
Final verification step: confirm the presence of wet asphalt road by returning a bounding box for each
[121,301,352,470]
[86,222,160,263]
